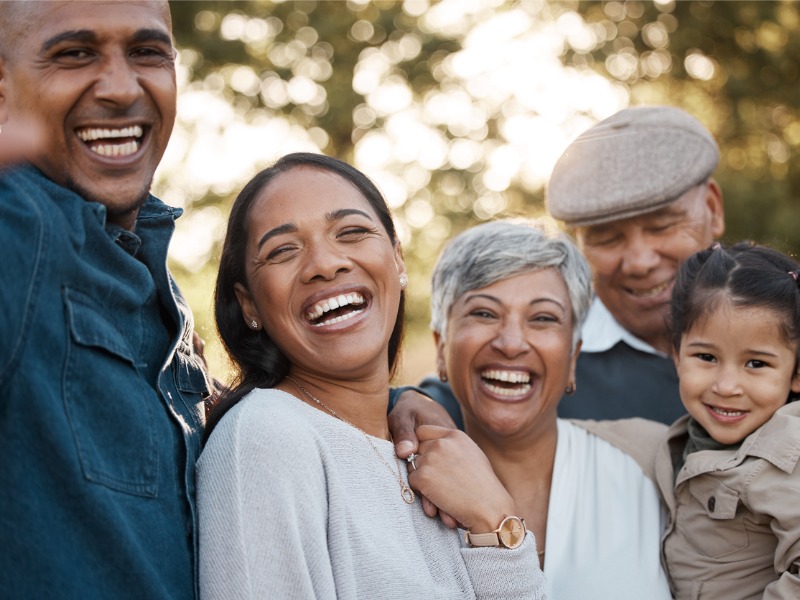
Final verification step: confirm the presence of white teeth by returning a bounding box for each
[484,381,532,397]
[311,308,364,327]
[482,370,530,384]
[306,292,365,323]
[481,370,532,397]
[631,282,670,298]
[711,406,746,417]
[91,141,140,157]
[78,126,144,141]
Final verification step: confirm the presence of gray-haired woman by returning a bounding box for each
[423,219,671,599]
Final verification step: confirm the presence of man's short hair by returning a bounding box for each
[546,106,719,227]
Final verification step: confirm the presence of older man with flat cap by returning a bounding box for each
[547,105,725,424]
[415,106,724,428]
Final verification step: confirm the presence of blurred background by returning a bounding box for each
[158,0,800,386]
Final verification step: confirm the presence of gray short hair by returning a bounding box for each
[430,219,592,350]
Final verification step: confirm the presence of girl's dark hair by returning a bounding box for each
[206,153,405,439]
[671,241,800,357]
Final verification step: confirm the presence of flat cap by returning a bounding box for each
[546,106,719,227]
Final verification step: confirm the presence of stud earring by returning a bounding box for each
[251,320,258,330]
[565,383,576,395]
[439,371,448,383]
[399,274,408,290]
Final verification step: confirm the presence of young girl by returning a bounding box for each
[656,241,800,599]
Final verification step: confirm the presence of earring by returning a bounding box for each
[399,274,408,290]
[439,371,448,383]
[251,320,258,330]
[565,383,576,396]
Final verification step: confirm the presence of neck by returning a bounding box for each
[464,416,558,551]
[280,372,391,439]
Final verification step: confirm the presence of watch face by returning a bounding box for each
[498,516,525,549]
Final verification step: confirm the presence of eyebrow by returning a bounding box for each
[463,293,566,311]
[685,340,779,358]
[41,28,172,54]
[256,208,375,250]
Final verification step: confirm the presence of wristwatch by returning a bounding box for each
[464,515,526,549]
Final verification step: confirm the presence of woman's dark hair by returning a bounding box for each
[206,152,405,439]
[671,241,800,358]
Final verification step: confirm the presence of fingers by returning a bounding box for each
[421,496,439,519]
[415,423,462,443]
[388,390,422,458]
[439,510,460,530]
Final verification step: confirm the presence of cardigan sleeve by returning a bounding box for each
[197,399,336,600]
[461,533,546,599]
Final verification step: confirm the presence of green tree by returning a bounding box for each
[164,1,800,383]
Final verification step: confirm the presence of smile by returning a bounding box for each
[77,126,144,158]
[305,292,366,327]
[708,405,747,417]
[481,369,532,397]
[628,280,671,298]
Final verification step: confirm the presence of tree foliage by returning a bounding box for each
[166,0,800,382]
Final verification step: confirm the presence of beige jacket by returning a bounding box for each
[655,402,800,599]
[572,417,666,482]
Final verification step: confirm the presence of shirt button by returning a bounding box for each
[707,496,716,512]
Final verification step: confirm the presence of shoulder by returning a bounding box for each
[567,418,667,480]
[200,390,324,469]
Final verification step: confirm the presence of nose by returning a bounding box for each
[711,365,743,398]
[93,53,143,107]
[620,232,660,277]
[489,319,530,359]
[300,238,352,282]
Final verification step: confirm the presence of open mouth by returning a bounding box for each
[481,369,532,397]
[77,126,144,158]
[305,292,367,327]
[707,404,747,418]
[628,280,671,298]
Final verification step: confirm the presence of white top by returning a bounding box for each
[197,388,545,600]
[580,296,667,357]
[545,420,671,599]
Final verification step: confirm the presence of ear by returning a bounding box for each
[433,330,447,381]
[791,365,800,395]
[393,242,407,280]
[568,339,582,384]
[0,57,8,124]
[234,282,259,328]
[705,179,725,240]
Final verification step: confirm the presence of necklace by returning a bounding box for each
[285,376,415,505]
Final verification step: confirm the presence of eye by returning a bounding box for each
[53,47,95,64]
[745,359,768,369]
[265,244,299,263]
[338,226,372,239]
[130,46,174,66]
[587,234,621,248]
[695,352,716,363]
[530,314,558,324]
[469,309,496,319]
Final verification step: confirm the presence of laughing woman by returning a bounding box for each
[428,220,672,599]
[197,154,545,599]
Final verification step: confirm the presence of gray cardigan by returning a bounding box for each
[197,388,545,599]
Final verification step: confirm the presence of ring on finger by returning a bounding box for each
[407,452,418,471]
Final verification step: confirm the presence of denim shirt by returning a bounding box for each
[0,166,209,599]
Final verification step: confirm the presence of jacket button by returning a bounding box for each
[707,496,716,512]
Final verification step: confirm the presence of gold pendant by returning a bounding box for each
[401,485,415,504]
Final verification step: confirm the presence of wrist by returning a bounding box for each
[464,514,527,549]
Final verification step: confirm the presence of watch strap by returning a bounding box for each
[463,530,501,547]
